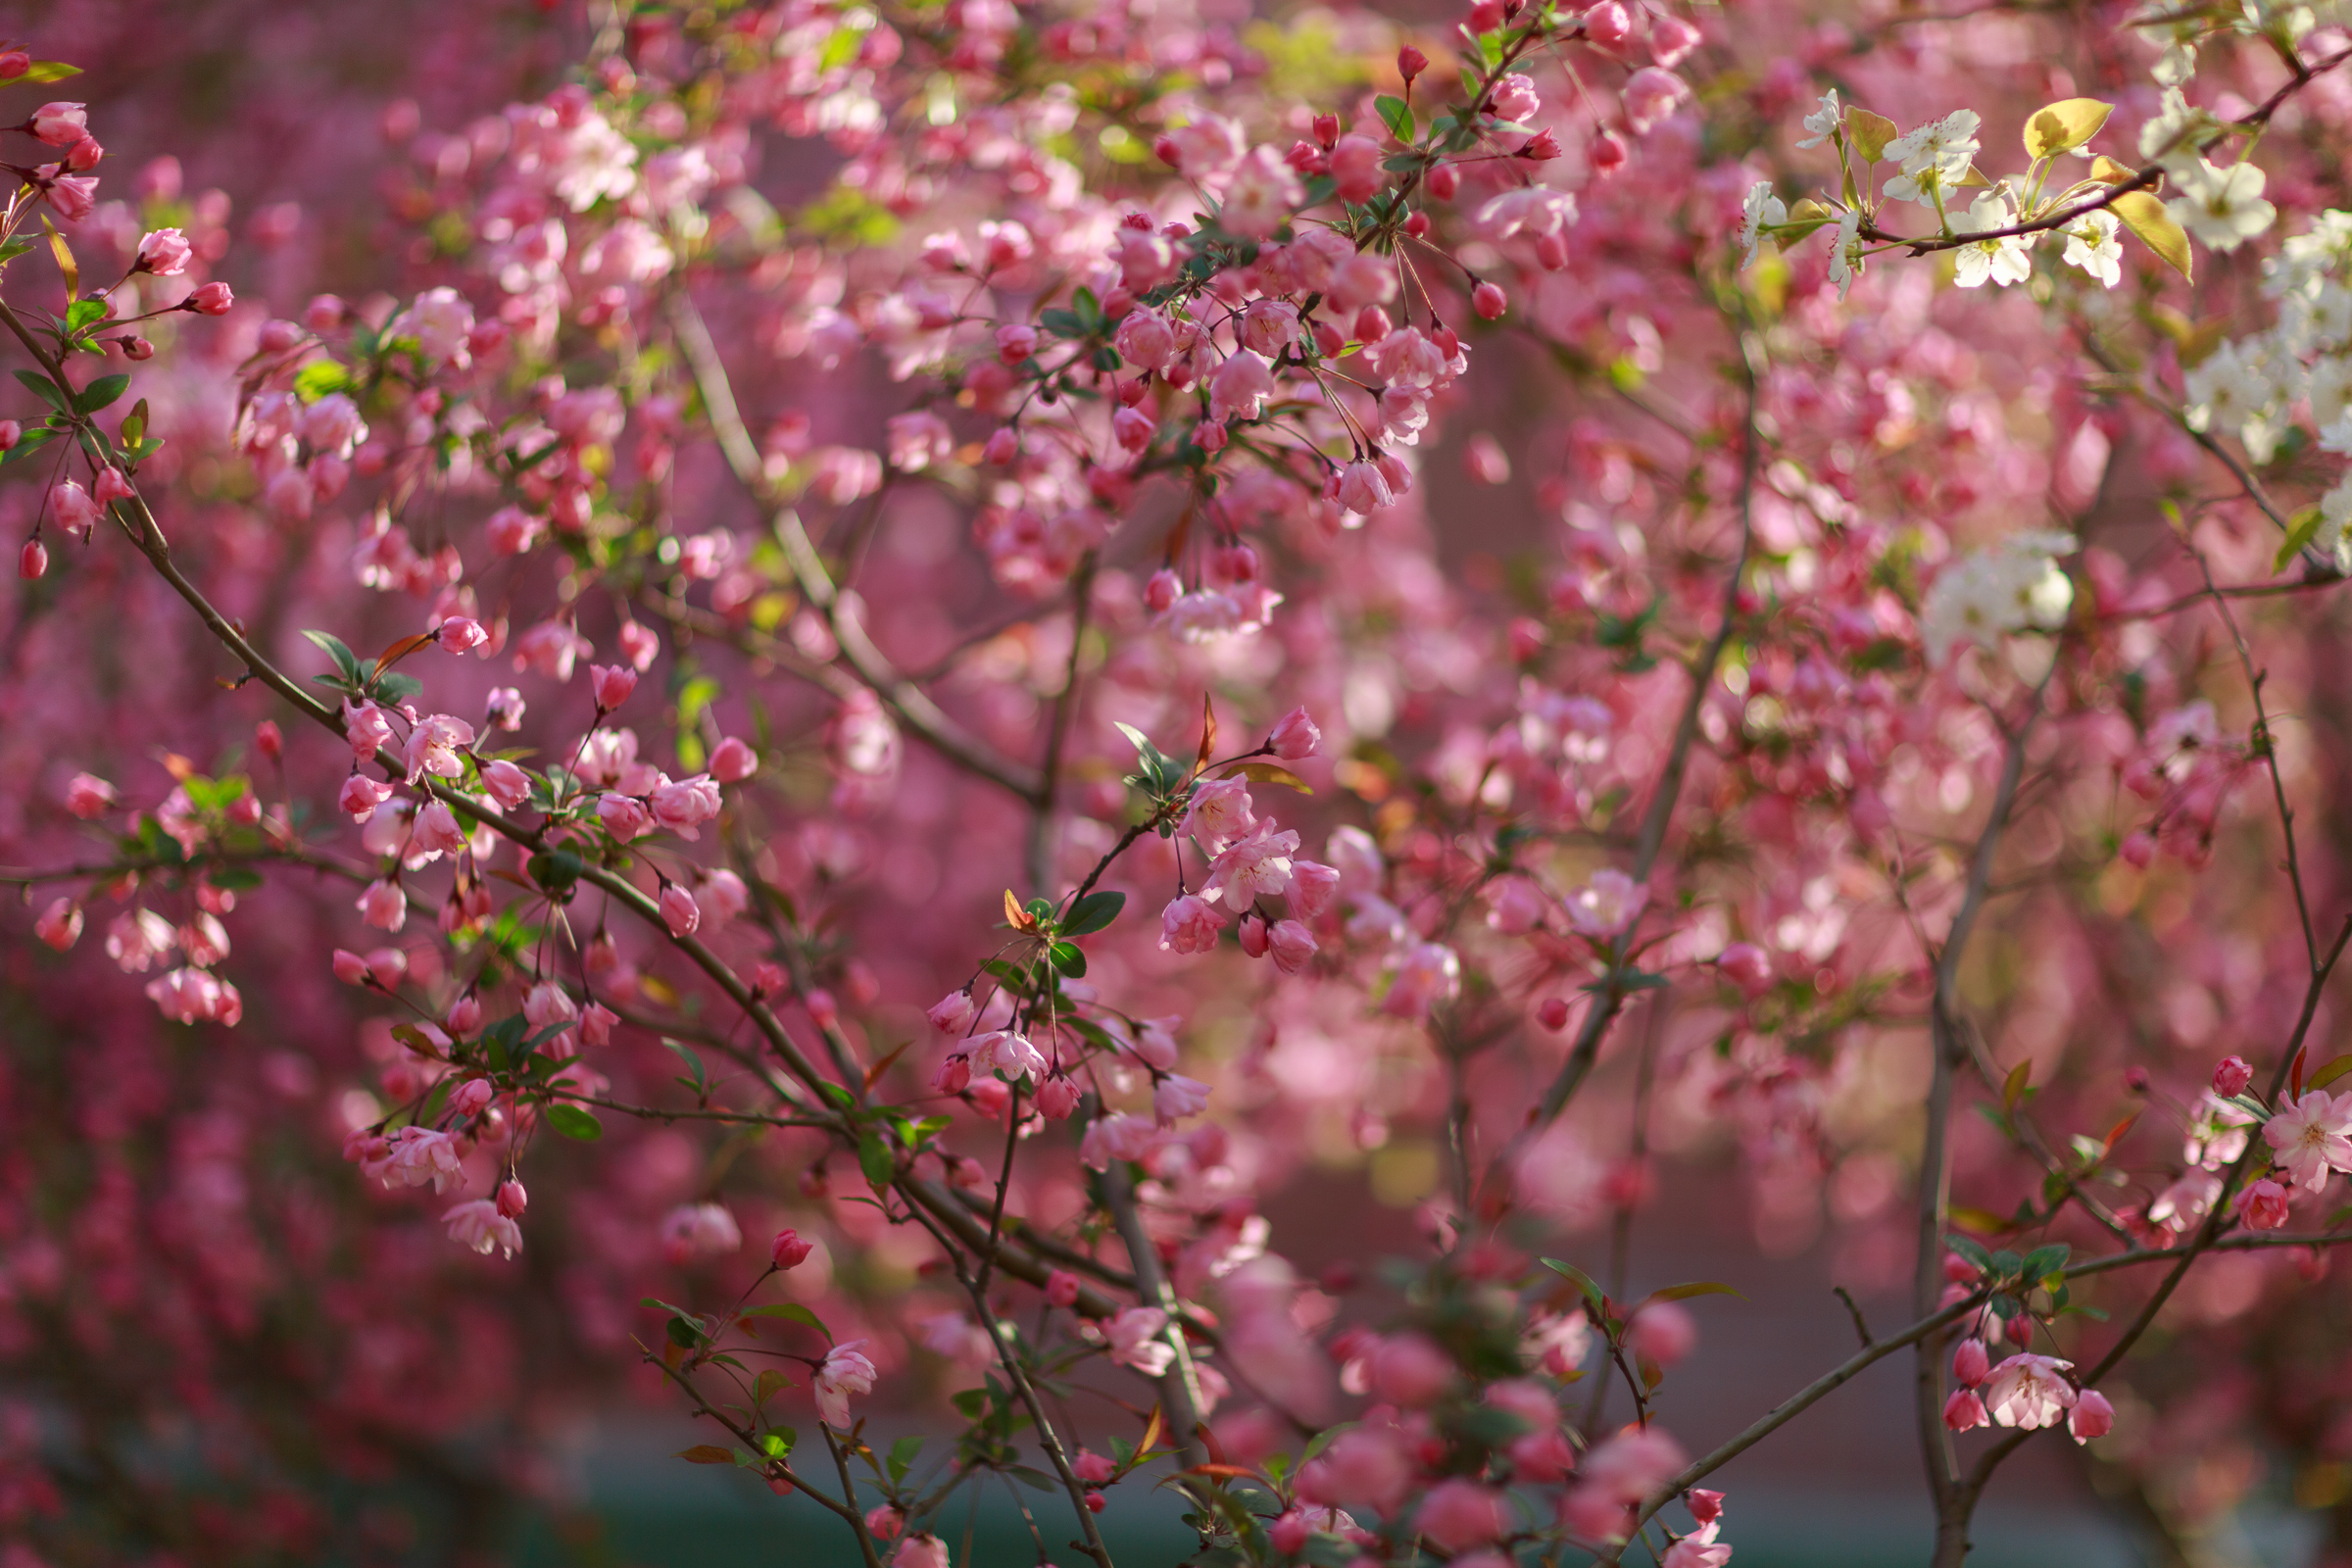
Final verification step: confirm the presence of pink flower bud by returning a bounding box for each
[1146,567,1181,612]
[187,281,234,316]
[710,736,760,783]
[333,949,371,985]
[660,883,701,938]
[30,102,88,147]
[340,772,394,822]
[1268,705,1321,760]
[51,481,99,540]
[772,1229,814,1269]
[64,772,116,819]
[135,227,192,276]
[1046,1268,1082,1308]
[1311,112,1340,149]
[255,719,282,760]
[1584,0,1632,46]
[982,426,1021,465]
[0,420,19,451]
[1537,996,1571,1031]
[1716,941,1774,996]
[448,994,483,1035]
[2120,829,2157,868]
[1074,1448,1117,1484]
[35,897,82,951]
[66,136,101,172]
[1036,1074,1081,1119]
[2212,1055,2253,1098]
[1943,1388,1988,1432]
[0,53,27,80]
[864,1507,904,1544]
[1239,911,1270,957]
[997,323,1039,365]
[1426,163,1460,200]
[1472,281,1507,319]
[1625,1300,1696,1366]
[1398,44,1429,78]
[450,1078,494,1117]
[589,663,637,710]
[1468,0,1506,32]
[438,616,488,654]
[497,1179,529,1218]
[18,539,44,579]
[2069,1389,2114,1444]
[1952,1338,1990,1387]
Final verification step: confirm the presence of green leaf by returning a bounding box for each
[2001,1059,2031,1110]
[1039,308,1087,340]
[75,373,130,415]
[303,628,364,683]
[2310,1054,2352,1092]
[675,1446,737,1465]
[14,368,67,413]
[2019,1244,2071,1284]
[665,1313,710,1348]
[742,1301,834,1340]
[544,1102,605,1141]
[1539,1256,1608,1317]
[20,62,84,84]
[1374,94,1415,143]
[1048,941,1088,977]
[762,1426,800,1458]
[2112,190,2192,282]
[1062,890,1126,936]
[2275,506,2325,573]
[292,359,353,403]
[1646,1280,1745,1303]
[65,299,107,334]
[858,1132,894,1187]
[1,426,59,465]
[1944,1233,1993,1269]
[888,1435,924,1486]
[753,1368,791,1405]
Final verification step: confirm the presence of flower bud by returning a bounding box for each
[187,280,235,316]
[1426,163,1459,200]
[1239,911,1270,957]
[772,1228,814,1269]
[1537,996,1571,1031]
[1268,705,1321,760]
[2211,1054,2252,1098]
[1943,1388,1988,1432]
[19,539,45,579]
[1584,0,1632,46]
[0,420,19,451]
[1952,1338,1989,1387]
[136,227,192,276]
[2069,1389,2115,1444]
[589,662,637,710]
[1398,45,1429,79]
[1045,1269,1082,1308]
[497,1179,529,1218]
[660,882,701,938]
[1472,281,1508,319]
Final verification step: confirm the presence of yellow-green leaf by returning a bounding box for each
[2001,1059,2031,1109]
[2088,155,2137,185]
[674,1446,738,1465]
[2274,506,2324,574]
[1781,198,1838,245]
[1215,761,1313,794]
[2112,190,2192,282]
[2311,1053,2352,1092]
[2024,98,2115,162]
[1847,109,1899,165]
[41,216,75,302]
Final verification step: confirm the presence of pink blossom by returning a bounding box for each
[1153,1074,1210,1122]
[1114,310,1176,371]
[402,713,474,783]
[1943,1387,1989,1431]
[1328,133,1384,202]
[1417,1480,1510,1553]
[1219,145,1302,239]
[590,663,637,710]
[710,736,760,782]
[412,800,468,857]
[659,1201,742,1264]
[1565,868,1647,938]
[52,481,99,540]
[357,879,408,931]
[19,539,44,579]
[1953,1338,1990,1387]
[1372,1333,1454,1405]
[2264,1090,2352,1188]
[1036,1075,1080,1119]
[1333,460,1392,515]
[188,280,234,316]
[598,793,652,841]
[1208,351,1274,425]
[1383,942,1462,1019]
[1080,1112,1157,1171]
[2069,1388,2115,1444]
[893,1536,950,1568]
[1268,919,1318,974]
[2237,1177,2290,1230]
[1487,876,1551,935]
[438,616,488,655]
[1181,777,1256,850]
[2212,1055,2254,1097]
[650,774,722,838]
[660,883,701,937]
[1073,1448,1116,1483]
[1159,894,1227,955]
[1981,1353,2078,1430]
[132,226,191,274]
[814,1340,879,1426]
[445,1200,522,1258]
[1202,821,1300,911]
[479,760,531,810]
[1622,68,1691,133]
[1625,1300,1697,1366]
[863,1507,904,1544]
[65,771,117,817]
[1267,706,1320,760]
[35,898,82,951]
[1103,1306,1175,1376]
[383,1126,466,1192]
[1046,1269,1081,1308]
[31,102,87,146]
[772,1229,814,1269]
[1296,1426,1413,1514]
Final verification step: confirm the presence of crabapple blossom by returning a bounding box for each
[813,1341,878,1427]
[1982,1353,2078,1430]
[2263,1092,2352,1188]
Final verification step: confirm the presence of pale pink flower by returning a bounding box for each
[597,793,652,841]
[1383,942,1461,1018]
[106,908,177,972]
[1953,1338,1990,1387]
[1296,1426,1413,1513]
[863,1506,905,1544]
[1623,67,1692,134]
[1625,1301,1696,1366]
[699,869,748,926]
[31,102,88,146]
[1371,1333,1455,1405]
[1080,1112,1157,1171]
[438,615,488,655]
[403,714,474,783]
[1152,1073,1210,1122]
[1486,876,1551,935]
[590,663,637,710]
[1201,821,1300,911]
[512,619,590,680]
[1982,1353,2078,1430]
[412,800,468,858]
[1207,351,1275,425]
[145,966,242,1026]
[383,1126,466,1193]
[814,1339,879,1426]
[650,774,722,839]
[660,883,701,937]
[525,982,579,1033]
[978,1030,1048,1082]
[1103,1306,1174,1376]
[445,1200,522,1258]
[1159,894,1227,955]
[2263,1090,2352,1188]
[1944,1387,1989,1431]
[180,912,230,968]
[1334,460,1392,515]
[1565,868,1647,938]
[926,989,976,1033]
[1328,133,1384,201]
[1219,145,1302,239]
[1181,777,1255,850]
[479,760,531,810]
[1073,1448,1116,1483]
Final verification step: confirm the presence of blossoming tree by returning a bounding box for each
[9,0,2352,1563]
